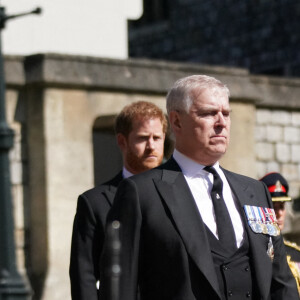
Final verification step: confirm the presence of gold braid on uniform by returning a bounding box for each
[285,240,300,252]
[285,241,300,295]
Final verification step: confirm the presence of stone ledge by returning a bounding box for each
[5,53,300,110]
[23,53,259,101]
[4,55,25,87]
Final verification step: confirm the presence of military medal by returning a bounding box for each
[244,205,280,236]
[251,205,263,233]
[266,207,280,236]
[244,205,256,232]
[267,237,274,261]
[264,208,275,236]
[258,207,268,234]
[244,205,262,233]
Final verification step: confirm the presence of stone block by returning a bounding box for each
[289,181,300,199]
[10,160,23,185]
[256,109,272,125]
[9,140,22,162]
[255,125,266,141]
[266,125,283,142]
[292,145,300,162]
[266,161,280,173]
[256,161,267,179]
[256,142,274,160]
[271,110,291,125]
[276,143,290,162]
[12,184,24,229]
[292,112,300,126]
[281,164,298,181]
[284,126,300,143]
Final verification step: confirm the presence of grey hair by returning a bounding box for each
[166,75,230,115]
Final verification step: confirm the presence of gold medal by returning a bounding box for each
[261,223,268,234]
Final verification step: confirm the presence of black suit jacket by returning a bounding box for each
[69,172,123,300]
[100,158,298,300]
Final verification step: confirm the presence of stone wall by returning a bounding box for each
[129,0,300,77]
[256,108,300,236]
[4,54,300,299]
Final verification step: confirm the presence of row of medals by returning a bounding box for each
[249,219,280,236]
[244,205,281,236]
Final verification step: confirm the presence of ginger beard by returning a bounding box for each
[125,143,164,173]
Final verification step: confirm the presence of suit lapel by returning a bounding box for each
[223,170,272,299]
[154,159,221,298]
[103,188,116,206]
[103,171,123,206]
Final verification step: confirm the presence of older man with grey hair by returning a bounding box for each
[100,75,298,300]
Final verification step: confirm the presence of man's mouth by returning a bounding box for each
[211,135,227,141]
[145,153,157,159]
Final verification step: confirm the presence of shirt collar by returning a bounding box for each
[173,149,220,178]
[122,167,134,179]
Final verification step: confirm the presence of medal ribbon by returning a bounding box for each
[267,208,277,222]
[244,205,254,222]
[259,207,267,224]
[252,206,261,223]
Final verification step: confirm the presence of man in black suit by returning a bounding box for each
[69,101,167,300]
[100,75,298,299]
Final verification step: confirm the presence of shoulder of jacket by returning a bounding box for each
[285,240,300,252]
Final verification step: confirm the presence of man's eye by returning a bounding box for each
[198,112,216,117]
[138,136,148,141]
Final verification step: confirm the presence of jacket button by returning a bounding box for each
[222,265,229,271]
[246,291,251,297]
[245,266,249,271]
[228,290,233,296]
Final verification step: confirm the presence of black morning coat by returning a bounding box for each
[100,157,299,300]
[69,172,123,300]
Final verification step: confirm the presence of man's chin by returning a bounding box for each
[142,160,162,170]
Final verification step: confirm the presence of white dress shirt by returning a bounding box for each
[122,167,134,179]
[173,149,244,248]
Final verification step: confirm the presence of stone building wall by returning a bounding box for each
[129,0,300,77]
[255,108,300,236]
[4,54,300,299]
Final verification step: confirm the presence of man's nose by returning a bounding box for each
[275,210,283,219]
[146,138,155,149]
[216,112,227,126]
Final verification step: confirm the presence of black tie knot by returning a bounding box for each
[204,165,215,173]
[204,166,223,192]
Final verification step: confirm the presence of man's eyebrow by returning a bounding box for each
[195,106,232,112]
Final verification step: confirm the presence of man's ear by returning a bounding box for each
[169,111,182,134]
[117,133,127,151]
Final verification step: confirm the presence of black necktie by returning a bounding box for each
[204,166,237,252]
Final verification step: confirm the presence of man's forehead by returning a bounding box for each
[192,99,231,110]
[133,116,162,125]
[132,117,163,130]
[192,86,228,98]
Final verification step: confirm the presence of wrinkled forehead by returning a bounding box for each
[191,86,229,100]
[190,87,230,109]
